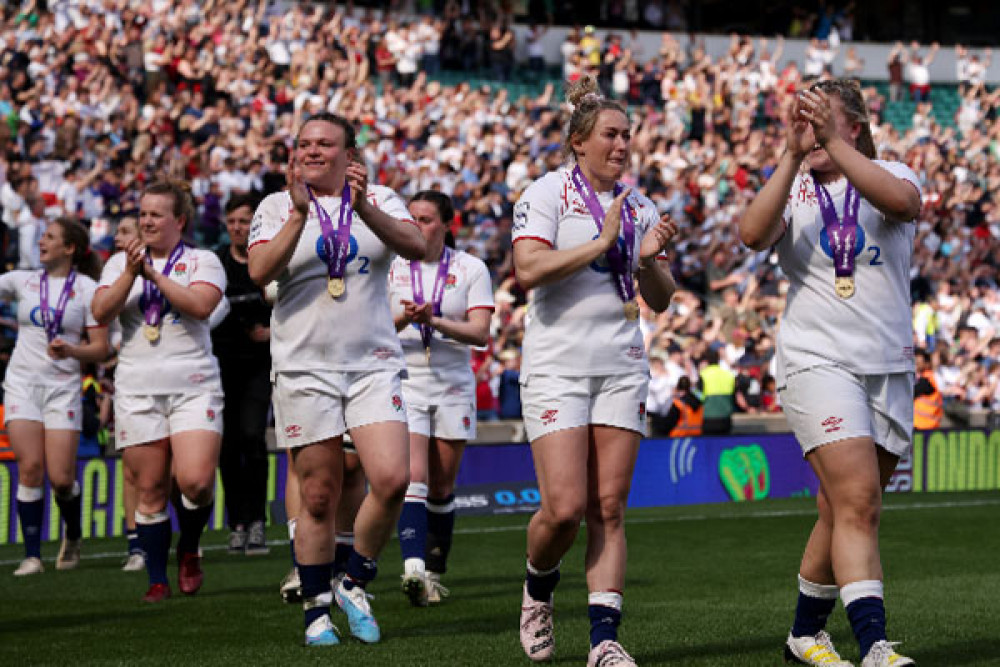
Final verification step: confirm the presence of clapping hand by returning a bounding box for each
[639,214,679,266]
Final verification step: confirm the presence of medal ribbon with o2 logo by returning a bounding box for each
[308,182,352,298]
[39,269,77,343]
[570,166,640,321]
[142,241,185,342]
[812,172,860,299]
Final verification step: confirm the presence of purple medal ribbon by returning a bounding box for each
[409,247,452,353]
[570,165,636,303]
[143,242,186,328]
[307,182,352,281]
[813,173,860,279]
[39,269,77,343]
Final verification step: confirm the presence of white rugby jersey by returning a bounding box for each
[388,250,495,404]
[98,247,226,395]
[0,270,99,387]
[250,185,413,373]
[775,160,920,382]
[512,167,659,377]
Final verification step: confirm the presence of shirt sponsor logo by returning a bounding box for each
[541,409,558,425]
[445,274,457,289]
[284,425,302,438]
[821,416,843,433]
[627,346,643,359]
[372,347,396,360]
[513,201,530,232]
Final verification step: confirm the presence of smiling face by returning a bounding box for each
[572,109,631,187]
[295,118,351,190]
[139,193,185,252]
[38,222,74,268]
[225,204,254,251]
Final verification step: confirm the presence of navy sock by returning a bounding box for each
[343,549,378,590]
[589,604,622,647]
[792,592,837,637]
[55,487,83,541]
[525,561,560,602]
[426,494,455,574]
[126,531,142,555]
[137,514,171,586]
[846,597,887,660]
[17,497,44,559]
[397,483,428,563]
[299,563,333,627]
[332,535,353,577]
[175,497,213,555]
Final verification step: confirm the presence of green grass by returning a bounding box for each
[2,492,999,666]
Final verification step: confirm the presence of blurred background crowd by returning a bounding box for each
[0,0,997,436]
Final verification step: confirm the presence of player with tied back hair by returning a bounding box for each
[512,75,678,666]
[93,179,227,603]
[248,113,425,646]
[740,78,921,667]
[3,218,109,576]
[389,190,494,606]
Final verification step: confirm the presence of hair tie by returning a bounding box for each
[581,92,604,105]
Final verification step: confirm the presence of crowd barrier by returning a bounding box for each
[1,428,997,544]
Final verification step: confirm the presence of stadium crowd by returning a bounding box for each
[0,0,998,435]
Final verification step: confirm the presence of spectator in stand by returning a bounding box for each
[698,346,735,434]
[904,41,939,103]
[661,375,704,438]
[886,43,905,103]
[913,348,943,430]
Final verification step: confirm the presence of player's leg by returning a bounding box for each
[9,419,47,575]
[45,428,83,570]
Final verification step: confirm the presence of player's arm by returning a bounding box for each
[248,207,307,286]
[92,248,140,325]
[514,190,628,290]
[347,162,425,260]
[427,308,492,347]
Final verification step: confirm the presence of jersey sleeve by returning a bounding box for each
[98,251,127,290]
[191,250,227,295]
[78,278,99,328]
[0,270,23,302]
[876,160,923,220]
[513,174,559,247]
[371,186,413,223]
[249,192,289,249]
[465,256,496,311]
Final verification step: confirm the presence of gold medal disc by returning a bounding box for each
[144,324,160,342]
[623,300,640,321]
[835,276,855,299]
[328,277,345,298]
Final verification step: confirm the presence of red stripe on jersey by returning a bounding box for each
[466,305,496,314]
[401,218,419,228]
[85,324,108,330]
[248,239,269,251]
[512,236,553,248]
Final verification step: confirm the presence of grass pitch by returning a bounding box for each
[1,492,998,666]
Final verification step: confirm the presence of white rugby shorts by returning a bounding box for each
[3,382,83,431]
[407,401,476,441]
[779,363,914,457]
[272,369,407,449]
[114,391,224,449]
[520,373,650,442]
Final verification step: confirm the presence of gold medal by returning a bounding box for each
[424,347,431,363]
[143,324,160,342]
[328,277,345,298]
[835,276,855,299]
[623,300,640,321]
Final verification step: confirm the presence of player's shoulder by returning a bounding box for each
[255,191,291,217]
